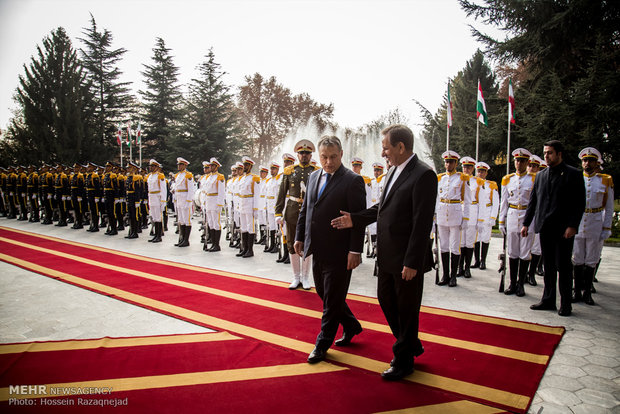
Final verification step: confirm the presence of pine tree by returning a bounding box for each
[139,37,184,168]
[181,48,242,172]
[6,27,98,164]
[79,13,132,153]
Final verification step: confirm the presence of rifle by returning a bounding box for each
[365,228,372,258]
[434,222,440,285]
[498,235,507,292]
[276,223,284,261]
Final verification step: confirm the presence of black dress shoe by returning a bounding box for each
[334,327,363,347]
[530,301,557,311]
[307,347,327,364]
[558,307,572,316]
[381,365,414,381]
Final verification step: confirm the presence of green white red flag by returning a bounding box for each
[447,83,453,128]
[117,123,122,146]
[477,80,488,126]
[126,121,132,147]
[508,79,516,125]
[136,122,142,145]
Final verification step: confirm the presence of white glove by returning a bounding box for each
[276,216,283,226]
[77,197,82,202]
[499,224,506,235]
[600,230,612,241]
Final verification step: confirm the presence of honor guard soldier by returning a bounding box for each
[572,147,614,305]
[139,167,149,231]
[26,165,40,222]
[198,161,212,244]
[124,162,142,239]
[436,151,471,287]
[70,163,86,229]
[174,157,195,247]
[456,156,481,278]
[472,162,498,270]
[263,161,281,253]
[367,162,385,259]
[102,162,118,235]
[236,156,261,258]
[85,162,102,232]
[16,166,28,221]
[0,167,8,217]
[351,157,373,206]
[146,159,167,243]
[256,165,269,245]
[40,165,55,224]
[54,165,70,226]
[230,162,244,248]
[275,140,318,289]
[225,165,237,245]
[7,166,19,219]
[526,155,543,285]
[114,165,126,232]
[275,153,296,262]
[499,148,536,297]
[203,158,226,252]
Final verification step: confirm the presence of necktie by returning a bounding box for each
[318,173,330,198]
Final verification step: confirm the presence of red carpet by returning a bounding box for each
[0,226,564,413]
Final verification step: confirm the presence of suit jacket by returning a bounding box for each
[524,161,585,234]
[296,164,366,261]
[351,154,437,274]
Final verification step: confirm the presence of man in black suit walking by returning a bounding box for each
[294,135,367,364]
[522,140,585,316]
[332,124,437,380]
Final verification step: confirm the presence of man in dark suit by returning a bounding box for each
[294,135,367,364]
[331,124,437,380]
[522,140,585,316]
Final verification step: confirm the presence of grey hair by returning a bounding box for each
[318,135,342,151]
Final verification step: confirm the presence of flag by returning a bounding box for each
[126,121,132,147]
[136,122,142,145]
[117,123,122,146]
[508,79,516,125]
[477,80,488,126]
[447,82,453,128]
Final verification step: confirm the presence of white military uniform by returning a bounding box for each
[265,172,282,232]
[476,176,499,244]
[204,169,226,230]
[256,171,268,227]
[173,167,195,226]
[238,171,260,234]
[460,157,480,249]
[368,172,385,236]
[436,170,471,254]
[499,170,536,260]
[146,170,167,223]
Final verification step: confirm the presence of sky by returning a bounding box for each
[0,0,502,137]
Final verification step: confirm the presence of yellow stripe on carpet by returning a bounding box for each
[375,400,506,413]
[0,362,346,401]
[0,237,550,365]
[0,332,237,355]
[0,226,564,336]
[0,253,530,411]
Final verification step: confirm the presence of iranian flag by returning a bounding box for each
[508,79,516,124]
[136,122,142,145]
[117,123,122,146]
[477,80,488,126]
[447,83,453,128]
[126,121,132,147]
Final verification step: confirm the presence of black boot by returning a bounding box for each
[258,226,266,245]
[268,231,279,253]
[536,256,545,276]
[456,253,465,277]
[263,229,271,252]
[370,234,377,258]
[504,258,519,295]
[243,233,255,257]
[209,230,222,252]
[471,242,481,268]
[582,266,595,305]
[174,225,186,246]
[438,252,450,285]
[464,247,473,278]
[528,255,540,286]
[480,242,489,270]
[277,247,289,263]
[236,233,248,257]
[572,264,585,303]
[151,222,163,243]
[517,259,529,297]
[449,253,459,287]
[178,226,191,247]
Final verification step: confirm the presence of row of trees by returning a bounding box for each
[420,0,619,187]
[0,14,335,173]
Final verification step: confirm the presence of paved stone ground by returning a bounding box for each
[0,217,618,413]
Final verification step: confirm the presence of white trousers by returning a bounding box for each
[148,197,163,223]
[507,231,534,260]
[240,211,255,234]
[476,223,492,243]
[531,233,542,255]
[572,236,604,267]
[177,202,191,226]
[438,225,461,254]
[206,209,221,230]
[266,211,277,231]
[461,225,477,248]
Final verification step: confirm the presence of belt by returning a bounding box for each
[240,194,254,198]
[585,207,604,213]
[207,193,218,196]
[104,188,114,191]
[87,187,95,190]
[177,190,187,192]
[287,195,303,204]
[150,191,160,194]
[486,203,493,207]
[267,196,275,199]
[127,191,135,193]
[471,201,478,205]
[509,203,528,210]
[440,198,461,204]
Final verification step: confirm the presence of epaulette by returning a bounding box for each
[362,175,372,185]
[460,173,470,182]
[488,180,498,191]
[501,173,515,186]
[437,172,446,181]
[275,172,282,179]
[476,177,485,186]
[598,173,614,188]
[158,172,166,180]
[528,172,537,183]
[185,171,194,179]
[283,165,295,175]
[312,165,320,171]
[252,174,261,183]
[376,173,386,183]
[217,173,225,181]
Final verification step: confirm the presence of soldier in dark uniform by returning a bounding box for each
[124,162,141,239]
[7,166,18,219]
[54,165,70,226]
[40,164,55,224]
[97,165,107,228]
[26,165,40,222]
[0,167,8,217]
[16,166,28,221]
[85,162,102,232]
[275,139,319,289]
[37,165,47,222]
[139,167,149,231]
[115,165,126,232]
[103,162,118,235]
[70,163,86,229]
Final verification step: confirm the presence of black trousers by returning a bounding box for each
[312,256,361,351]
[539,228,575,310]
[377,266,424,368]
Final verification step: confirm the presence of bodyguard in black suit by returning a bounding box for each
[522,140,585,316]
[295,136,367,364]
[332,125,437,380]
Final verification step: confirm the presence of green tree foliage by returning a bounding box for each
[460,0,620,185]
[3,27,98,165]
[79,13,133,153]
[179,48,243,173]
[139,37,184,168]
[238,73,334,164]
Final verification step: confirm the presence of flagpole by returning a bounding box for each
[475,117,480,162]
[507,113,511,176]
[446,80,451,151]
[120,140,123,167]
